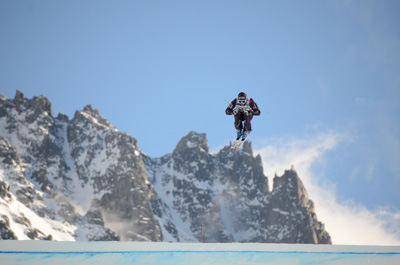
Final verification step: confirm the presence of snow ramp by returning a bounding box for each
[1,241,400,265]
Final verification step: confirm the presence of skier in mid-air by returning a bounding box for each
[225,92,260,148]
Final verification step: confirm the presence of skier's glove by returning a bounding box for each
[233,109,238,115]
[244,109,253,115]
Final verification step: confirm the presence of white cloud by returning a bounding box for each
[254,132,400,246]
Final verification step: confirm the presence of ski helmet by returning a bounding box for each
[237,92,247,105]
[238,92,247,99]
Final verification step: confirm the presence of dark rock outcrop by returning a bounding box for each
[145,131,331,244]
[0,91,331,244]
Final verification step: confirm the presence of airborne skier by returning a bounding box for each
[225,92,261,149]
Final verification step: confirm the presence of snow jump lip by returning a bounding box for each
[1,241,400,265]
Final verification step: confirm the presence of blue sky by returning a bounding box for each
[1,0,399,244]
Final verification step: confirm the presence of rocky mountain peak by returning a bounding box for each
[268,167,331,244]
[13,90,53,118]
[0,91,331,244]
[0,92,159,241]
[83,104,100,116]
[173,131,209,154]
[72,104,113,130]
[241,141,253,155]
[13,90,25,108]
[272,167,310,209]
[171,131,212,176]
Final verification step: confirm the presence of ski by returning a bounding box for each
[235,136,248,150]
[231,137,241,149]
[231,132,250,150]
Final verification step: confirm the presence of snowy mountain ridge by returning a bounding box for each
[0,91,331,243]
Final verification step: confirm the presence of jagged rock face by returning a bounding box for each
[267,170,331,243]
[0,91,159,241]
[66,105,160,241]
[144,131,331,244]
[0,91,331,244]
[0,215,17,240]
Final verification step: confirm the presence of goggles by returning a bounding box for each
[237,98,247,105]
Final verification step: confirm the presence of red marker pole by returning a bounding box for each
[201,221,203,243]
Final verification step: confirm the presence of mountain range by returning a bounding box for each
[0,91,331,243]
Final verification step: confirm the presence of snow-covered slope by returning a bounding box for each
[1,91,330,243]
[1,241,399,265]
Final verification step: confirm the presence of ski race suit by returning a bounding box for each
[225,96,260,132]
